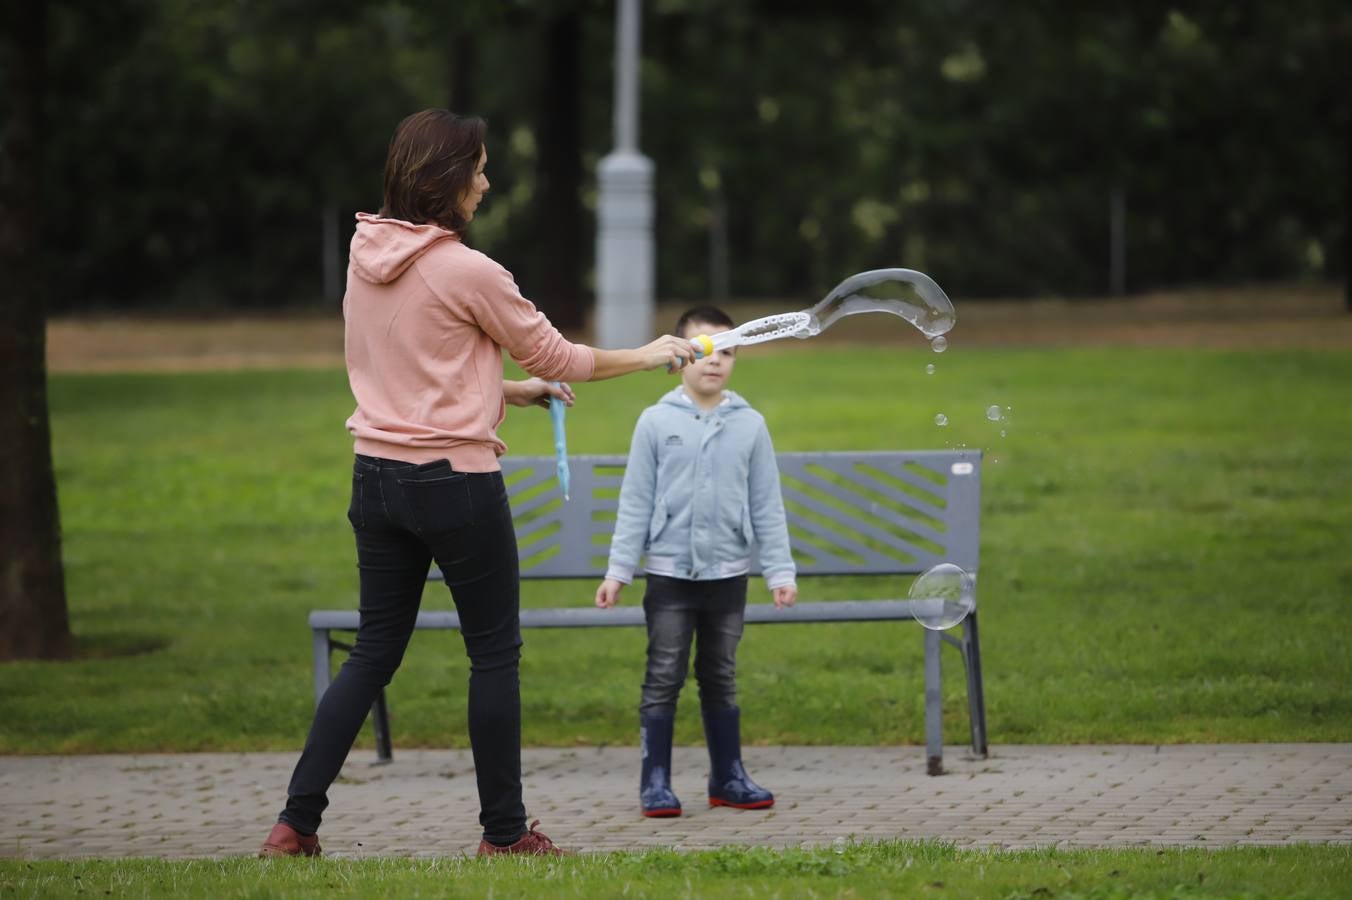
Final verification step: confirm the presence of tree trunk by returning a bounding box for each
[534,11,586,330]
[0,0,74,660]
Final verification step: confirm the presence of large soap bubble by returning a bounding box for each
[802,268,956,339]
[907,563,975,631]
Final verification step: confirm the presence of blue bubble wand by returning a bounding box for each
[549,383,570,501]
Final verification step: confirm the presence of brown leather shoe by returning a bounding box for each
[476,820,571,857]
[258,822,322,858]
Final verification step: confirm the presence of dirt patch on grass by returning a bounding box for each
[47,314,349,373]
[47,283,1350,373]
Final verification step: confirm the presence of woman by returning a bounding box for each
[259,109,695,858]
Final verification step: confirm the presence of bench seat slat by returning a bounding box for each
[310,600,922,635]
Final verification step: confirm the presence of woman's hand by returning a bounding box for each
[639,335,698,372]
[505,378,575,410]
[772,585,798,610]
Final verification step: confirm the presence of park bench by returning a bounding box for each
[309,450,988,775]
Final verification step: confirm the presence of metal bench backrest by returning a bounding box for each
[501,450,981,579]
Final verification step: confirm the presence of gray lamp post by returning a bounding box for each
[594,0,655,347]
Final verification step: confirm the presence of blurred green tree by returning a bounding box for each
[38,0,1350,311]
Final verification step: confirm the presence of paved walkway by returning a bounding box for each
[2,744,1348,859]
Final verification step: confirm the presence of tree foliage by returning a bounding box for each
[40,0,1349,311]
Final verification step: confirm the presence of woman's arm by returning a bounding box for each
[445,255,694,381]
[588,335,697,381]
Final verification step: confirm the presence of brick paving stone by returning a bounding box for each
[1,744,1348,858]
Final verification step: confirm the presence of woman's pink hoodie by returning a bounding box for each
[343,213,596,472]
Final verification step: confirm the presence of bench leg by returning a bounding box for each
[318,630,395,765]
[924,628,943,775]
[371,689,393,765]
[961,611,989,758]
[311,629,332,707]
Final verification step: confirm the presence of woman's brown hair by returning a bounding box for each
[379,109,487,232]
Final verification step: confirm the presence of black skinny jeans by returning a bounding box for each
[280,455,526,844]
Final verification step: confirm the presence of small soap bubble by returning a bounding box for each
[908,563,976,631]
[934,413,948,426]
[1000,429,1007,437]
[925,363,936,375]
[832,836,847,854]
[930,335,948,353]
[986,405,1003,422]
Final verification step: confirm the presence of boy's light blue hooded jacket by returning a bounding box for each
[606,387,796,590]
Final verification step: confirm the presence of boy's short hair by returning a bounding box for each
[674,305,734,336]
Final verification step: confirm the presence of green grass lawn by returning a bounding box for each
[2,346,1349,752]
[2,843,1349,898]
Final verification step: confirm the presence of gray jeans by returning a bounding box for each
[640,574,747,715]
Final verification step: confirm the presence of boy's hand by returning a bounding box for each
[772,585,797,609]
[596,578,625,608]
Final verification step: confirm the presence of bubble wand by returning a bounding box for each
[686,268,956,361]
[548,383,570,501]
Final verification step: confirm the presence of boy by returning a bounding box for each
[595,306,797,817]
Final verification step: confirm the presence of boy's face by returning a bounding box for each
[680,319,736,400]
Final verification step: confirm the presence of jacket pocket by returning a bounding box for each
[740,503,753,544]
[648,496,670,543]
[397,472,473,536]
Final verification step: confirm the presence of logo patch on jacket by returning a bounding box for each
[664,434,683,446]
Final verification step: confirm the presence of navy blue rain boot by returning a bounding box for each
[702,705,774,809]
[639,714,682,817]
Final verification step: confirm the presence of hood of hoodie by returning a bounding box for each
[656,386,750,416]
[348,212,459,285]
